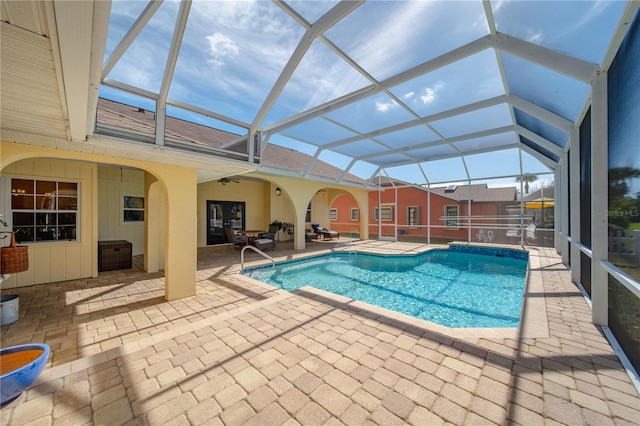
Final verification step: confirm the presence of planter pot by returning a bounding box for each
[0,343,50,405]
[0,295,19,326]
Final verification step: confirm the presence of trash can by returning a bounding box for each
[0,295,19,326]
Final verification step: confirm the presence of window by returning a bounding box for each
[305,202,311,223]
[444,205,459,229]
[329,209,338,220]
[350,208,360,221]
[10,178,78,242]
[407,206,419,226]
[373,206,394,221]
[123,195,145,222]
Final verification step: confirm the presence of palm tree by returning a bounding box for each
[516,173,538,194]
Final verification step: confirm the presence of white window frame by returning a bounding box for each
[123,194,145,223]
[407,206,419,227]
[444,205,459,229]
[373,206,394,221]
[350,208,360,221]
[7,177,80,243]
[329,208,338,221]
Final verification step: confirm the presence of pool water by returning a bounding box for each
[245,249,528,328]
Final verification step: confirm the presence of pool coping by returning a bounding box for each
[232,242,550,340]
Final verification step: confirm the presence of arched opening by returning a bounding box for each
[0,144,197,301]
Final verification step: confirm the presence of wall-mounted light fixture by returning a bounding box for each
[275,187,282,196]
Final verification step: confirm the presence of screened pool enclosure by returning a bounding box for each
[98,0,640,376]
[1,1,639,377]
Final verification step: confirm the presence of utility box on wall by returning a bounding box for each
[98,240,132,272]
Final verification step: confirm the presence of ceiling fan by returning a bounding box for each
[217,177,240,185]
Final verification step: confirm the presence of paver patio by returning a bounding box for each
[1,240,638,425]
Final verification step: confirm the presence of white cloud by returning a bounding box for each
[375,100,398,112]
[527,31,544,44]
[420,88,436,104]
[355,2,434,76]
[559,2,609,38]
[403,92,415,100]
[420,82,445,105]
[206,33,239,68]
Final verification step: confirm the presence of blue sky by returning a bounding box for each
[101,0,627,187]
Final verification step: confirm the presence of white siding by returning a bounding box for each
[1,159,96,288]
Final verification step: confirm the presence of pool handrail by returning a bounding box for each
[241,245,275,273]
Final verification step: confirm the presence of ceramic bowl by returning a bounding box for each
[0,343,50,405]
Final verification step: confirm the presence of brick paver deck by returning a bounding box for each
[1,240,638,425]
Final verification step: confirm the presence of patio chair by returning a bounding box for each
[259,225,279,241]
[526,223,537,242]
[311,224,339,240]
[225,227,248,250]
[486,230,494,242]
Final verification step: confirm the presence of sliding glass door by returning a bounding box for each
[206,201,245,245]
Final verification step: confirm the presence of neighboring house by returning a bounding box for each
[520,186,555,227]
[330,180,518,243]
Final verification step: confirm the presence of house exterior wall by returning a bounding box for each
[196,180,268,247]
[309,192,330,230]
[1,142,199,299]
[1,158,97,288]
[330,193,361,235]
[98,167,145,255]
[0,142,371,290]
[330,186,509,242]
[268,183,296,242]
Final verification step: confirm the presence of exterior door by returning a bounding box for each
[206,201,246,245]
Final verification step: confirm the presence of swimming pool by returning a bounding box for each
[244,246,529,328]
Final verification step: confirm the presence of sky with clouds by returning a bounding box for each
[102,0,627,186]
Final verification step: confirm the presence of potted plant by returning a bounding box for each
[282,222,294,235]
[269,220,283,231]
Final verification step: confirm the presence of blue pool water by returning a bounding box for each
[245,248,528,328]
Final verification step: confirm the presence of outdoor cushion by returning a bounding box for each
[252,238,275,251]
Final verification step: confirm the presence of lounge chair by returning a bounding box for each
[305,229,318,242]
[311,224,339,240]
[225,227,248,250]
[251,238,275,251]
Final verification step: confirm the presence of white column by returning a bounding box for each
[554,163,562,253]
[427,186,431,244]
[467,181,472,242]
[569,127,581,285]
[591,74,609,326]
[560,155,570,263]
[155,101,166,146]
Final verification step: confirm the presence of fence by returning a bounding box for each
[608,228,640,262]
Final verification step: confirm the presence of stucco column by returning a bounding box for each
[144,173,162,273]
[163,167,198,300]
